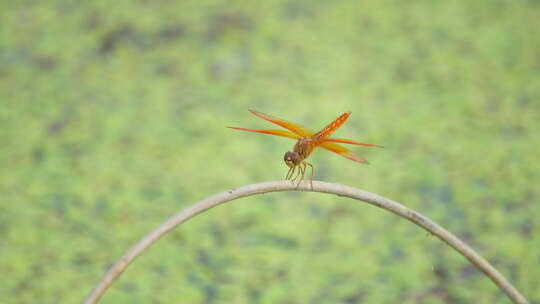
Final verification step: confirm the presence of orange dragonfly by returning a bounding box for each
[228,110,382,188]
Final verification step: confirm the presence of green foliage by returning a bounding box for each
[1,0,539,303]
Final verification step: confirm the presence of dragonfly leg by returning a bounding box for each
[304,161,314,190]
[291,165,302,183]
[285,166,295,180]
[295,163,306,189]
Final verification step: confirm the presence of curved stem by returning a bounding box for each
[83,181,529,304]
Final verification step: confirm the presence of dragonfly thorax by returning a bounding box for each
[284,151,302,167]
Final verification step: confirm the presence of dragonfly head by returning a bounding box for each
[284,151,302,167]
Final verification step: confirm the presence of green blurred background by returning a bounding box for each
[2,0,540,303]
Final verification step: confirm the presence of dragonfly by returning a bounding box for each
[228,110,382,188]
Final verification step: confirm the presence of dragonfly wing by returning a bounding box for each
[319,141,368,164]
[249,110,313,137]
[313,111,351,139]
[227,127,301,139]
[321,138,383,147]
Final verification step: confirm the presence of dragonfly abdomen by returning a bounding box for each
[314,112,351,139]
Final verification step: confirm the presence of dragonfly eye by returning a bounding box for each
[284,151,300,167]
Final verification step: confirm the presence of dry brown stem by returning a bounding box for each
[83,181,529,304]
